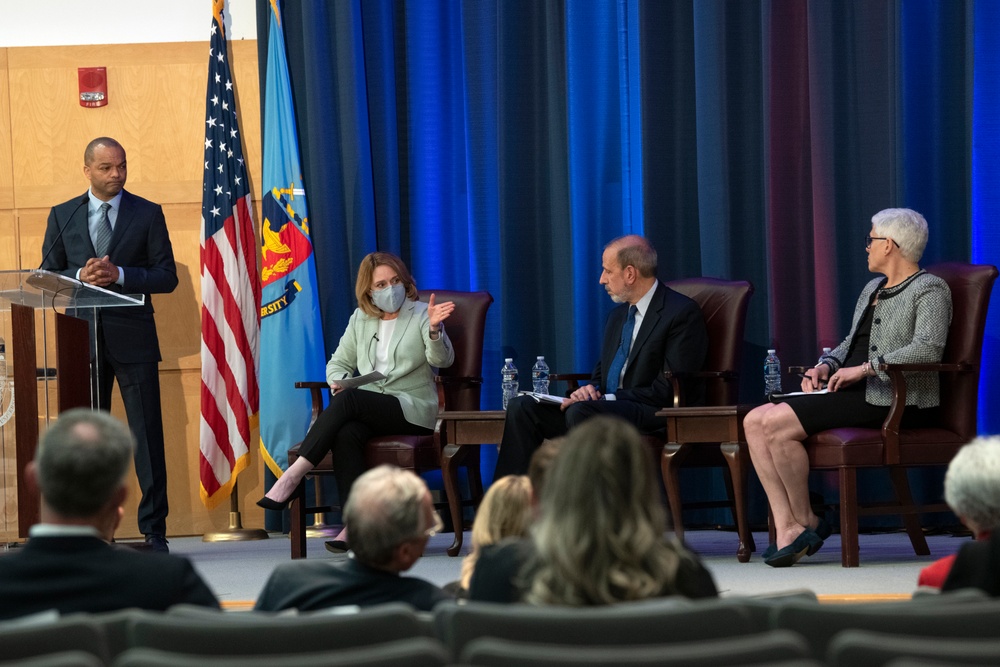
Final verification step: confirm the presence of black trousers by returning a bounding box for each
[493,394,664,479]
[298,388,432,506]
[93,330,168,537]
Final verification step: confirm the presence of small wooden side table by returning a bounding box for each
[655,404,756,562]
[438,410,506,556]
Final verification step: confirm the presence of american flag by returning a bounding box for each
[199,0,260,509]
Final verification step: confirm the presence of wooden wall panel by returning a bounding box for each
[0,49,12,209]
[2,40,266,538]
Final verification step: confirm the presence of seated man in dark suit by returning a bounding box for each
[494,234,708,478]
[0,409,219,620]
[255,466,452,612]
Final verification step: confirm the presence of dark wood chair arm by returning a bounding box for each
[878,362,972,465]
[788,365,811,374]
[294,381,329,428]
[549,372,590,392]
[878,362,971,373]
[435,375,484,385]
[433,375,484,411]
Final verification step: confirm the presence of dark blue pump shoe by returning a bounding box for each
[764,529,824,568]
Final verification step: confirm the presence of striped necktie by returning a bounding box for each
[94,202,113,256]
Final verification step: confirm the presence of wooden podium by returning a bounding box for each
[0,270,144,539]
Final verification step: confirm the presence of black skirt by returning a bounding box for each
[779,384,939,437]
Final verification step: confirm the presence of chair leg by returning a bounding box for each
[890,467,931,556]
[720,441,755,562]
[441,443,468,557]
[839,468,860,567]
[289,480,308,559]
[661,443,691,542]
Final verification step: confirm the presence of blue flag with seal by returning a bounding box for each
[259,0,325,480]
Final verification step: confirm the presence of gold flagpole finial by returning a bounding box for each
[213,0,225,35]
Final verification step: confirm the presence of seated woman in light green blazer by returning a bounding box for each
[258,252,455,550]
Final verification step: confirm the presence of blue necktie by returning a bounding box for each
[605,305,636,395]
[94,202,113,256]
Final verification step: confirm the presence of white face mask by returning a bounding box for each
[371,282,406,313]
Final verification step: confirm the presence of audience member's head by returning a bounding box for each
[528,437,565,505]
[945,436,1000,539]
[460,474,533,589]
[526,416,687,606]
[28,408,134,540]
[344,465,441,573]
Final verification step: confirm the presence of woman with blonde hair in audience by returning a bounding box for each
[459,474,533,592]
[525,416,717,605]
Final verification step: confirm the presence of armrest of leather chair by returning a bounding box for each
[294,381,328,428]
[434,375,483,410]
[663,370,740,408]
[878,361,971,465]
[549,372,591,398]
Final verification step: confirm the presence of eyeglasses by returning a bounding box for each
[421,511,444,539]
[866,235,900,249]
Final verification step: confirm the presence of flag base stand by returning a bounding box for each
[306,522,342,538]
[203,511,269,542]
[203,480,268,542]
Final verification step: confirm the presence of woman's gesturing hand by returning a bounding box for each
[427,293,455,330]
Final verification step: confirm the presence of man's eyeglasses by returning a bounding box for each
[422,511,444,539]
[866,235,900,249]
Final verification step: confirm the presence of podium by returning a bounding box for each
[0,270,144,539]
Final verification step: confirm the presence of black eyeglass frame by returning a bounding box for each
[865,235,900,249]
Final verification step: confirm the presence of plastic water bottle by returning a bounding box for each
[501,358,519,409]
[531,356,550,395]
[764,349,782,398]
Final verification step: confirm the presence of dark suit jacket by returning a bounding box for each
[591,282,708,407]
[0,536,219,620]
[942,533,1000,596]
[255,557,452,612]
[41,190,178,363]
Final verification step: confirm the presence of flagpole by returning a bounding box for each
[203,480,268,542]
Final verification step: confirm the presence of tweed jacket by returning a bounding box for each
[326,298,454,430]
[817,271,951,408]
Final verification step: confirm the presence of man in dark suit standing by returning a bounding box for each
[494,235,708,478]
[40,137,177,552]
[0,409,218,620]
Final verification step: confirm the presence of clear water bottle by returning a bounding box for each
[501,358,519,409]
[531,356,550,395]
[764,349,782,398]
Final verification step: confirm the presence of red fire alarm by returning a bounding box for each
[78,67,108,108]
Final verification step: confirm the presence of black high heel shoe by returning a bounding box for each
[256,486,303,511]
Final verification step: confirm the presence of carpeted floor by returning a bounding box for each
[149,527,974,606]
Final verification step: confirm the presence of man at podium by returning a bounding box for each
[40,137,178,553]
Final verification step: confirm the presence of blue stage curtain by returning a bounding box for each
[257,0,995,523]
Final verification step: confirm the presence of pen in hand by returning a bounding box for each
[797,372,828,389]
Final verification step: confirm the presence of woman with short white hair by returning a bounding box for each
[744,208,952,567]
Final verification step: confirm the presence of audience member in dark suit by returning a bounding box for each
[0,409,219,620]
[41,137,178,553]
[494,235,708,478]
[943,532,1000,596]
[255,466,452,612]
[921,437,1000,589]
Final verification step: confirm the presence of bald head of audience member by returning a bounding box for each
[27,408,134,541]
[344,465,442,573]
